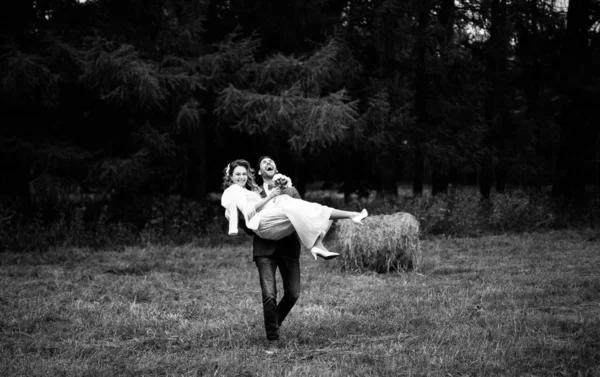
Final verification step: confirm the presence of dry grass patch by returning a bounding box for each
[1,230,599,376]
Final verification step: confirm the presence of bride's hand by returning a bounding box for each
[269,187,281,199]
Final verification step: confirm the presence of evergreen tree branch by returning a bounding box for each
[175,99,204,133]
[97,149,150,190]
[80,40,166,110]
[216,84,358,151]
[244,39,339,95]
[0,46,60,108]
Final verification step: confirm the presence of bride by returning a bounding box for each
[221,159,368,260]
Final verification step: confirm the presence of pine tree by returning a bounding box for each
[214,39,358,152]
[0,0,210,210]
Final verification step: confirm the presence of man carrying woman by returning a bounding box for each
[223,156,367,347]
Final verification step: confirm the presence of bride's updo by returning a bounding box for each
[222,159,260,191]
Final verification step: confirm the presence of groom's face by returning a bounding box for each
[259,157,277,179]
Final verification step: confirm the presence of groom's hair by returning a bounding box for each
[257,155,274,167]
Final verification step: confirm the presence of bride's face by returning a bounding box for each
[231,166,248,187]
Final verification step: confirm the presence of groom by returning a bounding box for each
[238,155,302,344]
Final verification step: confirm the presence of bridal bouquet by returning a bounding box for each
[272,173,293,189]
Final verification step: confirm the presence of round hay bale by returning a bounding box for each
[327,212,421,273]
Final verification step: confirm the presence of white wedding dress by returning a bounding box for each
[221,185,333,249]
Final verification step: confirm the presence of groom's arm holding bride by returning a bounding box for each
[236,177,300,236]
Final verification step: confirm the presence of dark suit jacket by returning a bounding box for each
[237,186,302,260]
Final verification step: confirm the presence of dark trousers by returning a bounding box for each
[255,254,300,340]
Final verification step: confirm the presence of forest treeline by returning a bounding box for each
[1,0,598,221]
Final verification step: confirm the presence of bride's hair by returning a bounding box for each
[222,159,259,191]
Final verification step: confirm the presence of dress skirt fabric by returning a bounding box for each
[254,194,334,249]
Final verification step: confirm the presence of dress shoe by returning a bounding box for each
[352,209,368,224]
[310,246,340,260]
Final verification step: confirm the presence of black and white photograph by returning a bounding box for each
[1,0,599,375]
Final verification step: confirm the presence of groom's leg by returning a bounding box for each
[255,256,280,340]
[276,254,300,326]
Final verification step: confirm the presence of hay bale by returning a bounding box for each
[327,212,421,273]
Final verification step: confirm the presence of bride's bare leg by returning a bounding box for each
[329,209,361,220]
[329,208,369,224]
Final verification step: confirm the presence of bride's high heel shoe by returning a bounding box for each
[352,209,368,225]
[310,246,340,260]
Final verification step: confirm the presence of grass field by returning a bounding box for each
[1,230,599,376]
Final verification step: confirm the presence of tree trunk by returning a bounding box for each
[495,163,509,194]
[185,93,211,204]
[431,160,451,196]
[438,0,455,41]
[378,153,398,197]
[551,0,591,206]
[291,153,307,198]
[551,99,588,204]
[184,125,207,204]
[480,0,509,198]
[413,3,430,197]
[430,0,455,198]
[518,0,545,190]
[341,148,356,203]
[413,147,425,197]
[479,151,493,199]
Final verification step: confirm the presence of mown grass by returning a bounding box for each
[1,230,599,376]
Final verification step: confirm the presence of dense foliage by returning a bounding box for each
[1,0,598,248]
